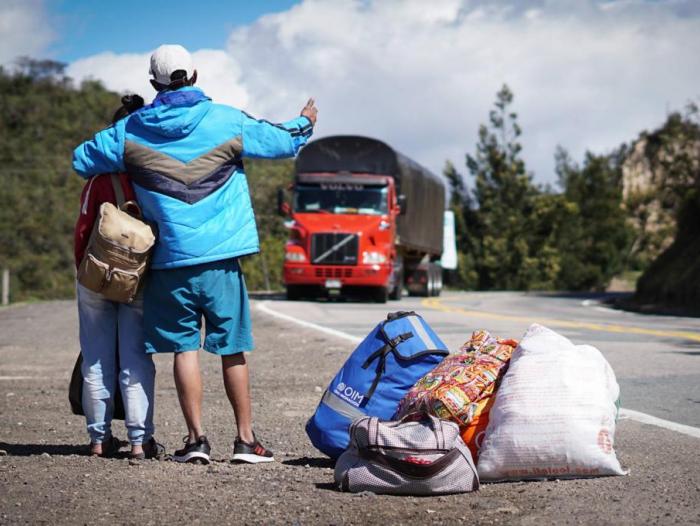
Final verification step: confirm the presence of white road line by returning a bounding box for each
[256,301,362,344]
[256,300,700,440]
[618,409,700,439]
[581,299,621,314]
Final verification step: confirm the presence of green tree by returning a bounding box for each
[14,57,67,80]
[555,147,632,290]
[443,160,478,288]
[0,61,120,301]
[466,84,554,290]
[239,159,295,291]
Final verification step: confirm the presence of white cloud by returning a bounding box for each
[65,0,700,183]
[0,0,54,65]
[66,52,153,99]
[66,49,249,107]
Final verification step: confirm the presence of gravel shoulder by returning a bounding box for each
[1,300,699,525]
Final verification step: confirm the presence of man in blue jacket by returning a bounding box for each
[73,44,317,464]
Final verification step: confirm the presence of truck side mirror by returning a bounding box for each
[277,187,291,216]
[397,194,407,215]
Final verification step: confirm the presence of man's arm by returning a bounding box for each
[241,99,318,159]
[72,121,126,179]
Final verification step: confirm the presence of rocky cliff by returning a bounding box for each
[624,110,700,312]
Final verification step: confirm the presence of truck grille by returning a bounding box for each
[311,233,359,265]
[315,267,354,278]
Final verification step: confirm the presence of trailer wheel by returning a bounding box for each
[426,264,442,297]
[426,266,436,297]
[434,270,443,296]
[373,286,389,303]
[431,265,443,297]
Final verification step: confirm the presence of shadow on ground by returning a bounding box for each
[0,442,86,457]
[282,456,335,469]
[314,482,339,491]
[249,290,385,304]
[527,290,700,319]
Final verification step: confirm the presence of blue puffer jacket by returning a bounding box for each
[72,87,313,269]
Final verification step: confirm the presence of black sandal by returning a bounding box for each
[130,437,166,460]
[90,435,121,458]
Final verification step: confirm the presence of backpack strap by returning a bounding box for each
[360,313,448,404]
[110,174,126,207]
[360,331,414,402]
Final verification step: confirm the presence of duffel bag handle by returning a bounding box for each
[393,412,446,449]
[358,446,462,479]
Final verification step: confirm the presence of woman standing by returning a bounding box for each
[74,95,162,459]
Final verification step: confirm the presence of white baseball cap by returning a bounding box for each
[149,44,194,85]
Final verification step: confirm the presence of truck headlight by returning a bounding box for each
[362,251,387,264]
[285,251,307,262]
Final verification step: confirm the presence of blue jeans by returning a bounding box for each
[77,283,155,445]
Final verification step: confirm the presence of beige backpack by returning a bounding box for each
[77,175,156,303]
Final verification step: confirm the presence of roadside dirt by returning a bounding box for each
[1,300,699,525]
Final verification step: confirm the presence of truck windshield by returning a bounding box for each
[294,183,389,215]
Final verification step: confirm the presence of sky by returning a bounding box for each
[2,0,699,185]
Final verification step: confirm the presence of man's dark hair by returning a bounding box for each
[150,70,197,92]
[112,94,145,124]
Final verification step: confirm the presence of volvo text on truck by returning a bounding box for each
[278,135,448,302]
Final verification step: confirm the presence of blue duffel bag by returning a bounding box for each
[306,311,449,459]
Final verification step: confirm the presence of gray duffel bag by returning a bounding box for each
[334,414,479,495]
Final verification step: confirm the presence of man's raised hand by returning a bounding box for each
[301,98,318,126]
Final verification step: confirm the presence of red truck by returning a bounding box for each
[278,136,446,302]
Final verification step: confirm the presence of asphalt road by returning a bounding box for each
[259,290,700,429]
[1,294,700,525]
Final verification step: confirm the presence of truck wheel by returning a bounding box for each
[373,286,389,303]
[286,285,302,301]
[389,267,403,300]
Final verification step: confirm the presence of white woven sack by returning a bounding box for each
[477,323,627,481]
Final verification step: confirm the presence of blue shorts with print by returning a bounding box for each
[143,258,254,355]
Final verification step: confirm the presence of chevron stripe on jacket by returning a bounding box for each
[72,87,313,269]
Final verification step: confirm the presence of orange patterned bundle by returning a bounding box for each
[395,330,517,460]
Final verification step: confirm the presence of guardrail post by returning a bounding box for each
[261,254,271,292]
[1,268,8,306]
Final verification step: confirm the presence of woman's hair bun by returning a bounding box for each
[112,94,146,124]
[121,94,145,112]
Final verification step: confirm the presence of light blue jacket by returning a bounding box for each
[73,87,313,269]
